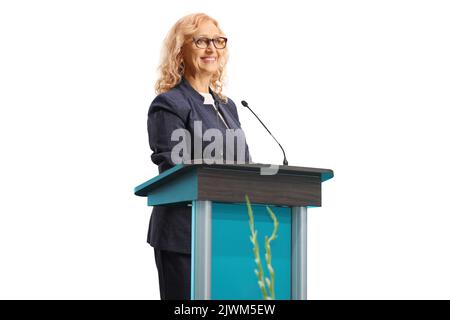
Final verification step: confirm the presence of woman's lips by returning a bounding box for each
[201,57,217,63]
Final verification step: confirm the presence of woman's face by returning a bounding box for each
[182,20,225,78]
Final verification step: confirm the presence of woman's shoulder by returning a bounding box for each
[223,96,236,108]
[154,81,187,103]
[221,96,240,124]
[148,84,191,119]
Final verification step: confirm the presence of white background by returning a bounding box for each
[1,0,449,299]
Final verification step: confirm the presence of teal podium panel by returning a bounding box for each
[210,202,291,300]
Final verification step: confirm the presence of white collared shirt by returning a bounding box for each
[199,92,230,129]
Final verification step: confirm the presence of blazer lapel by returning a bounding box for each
[210,92,239,130]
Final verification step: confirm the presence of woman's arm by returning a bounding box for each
[147,95,190,173]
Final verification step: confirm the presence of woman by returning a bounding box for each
[146,13,252,300]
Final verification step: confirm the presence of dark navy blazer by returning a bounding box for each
[146,77,252,253]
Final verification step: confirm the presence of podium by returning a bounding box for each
[135,163,333,300]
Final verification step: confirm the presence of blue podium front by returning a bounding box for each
[208,202,291,300]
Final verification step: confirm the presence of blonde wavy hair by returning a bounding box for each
[155,13,229,102]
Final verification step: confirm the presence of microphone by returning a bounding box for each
[241,100,288,166]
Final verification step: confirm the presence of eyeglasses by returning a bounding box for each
[192,36,228,49]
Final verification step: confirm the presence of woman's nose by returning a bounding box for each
[205,41,216,52]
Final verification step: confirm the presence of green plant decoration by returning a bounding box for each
[245,194,279,300]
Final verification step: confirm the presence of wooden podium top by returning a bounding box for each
[135,162,333,207]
